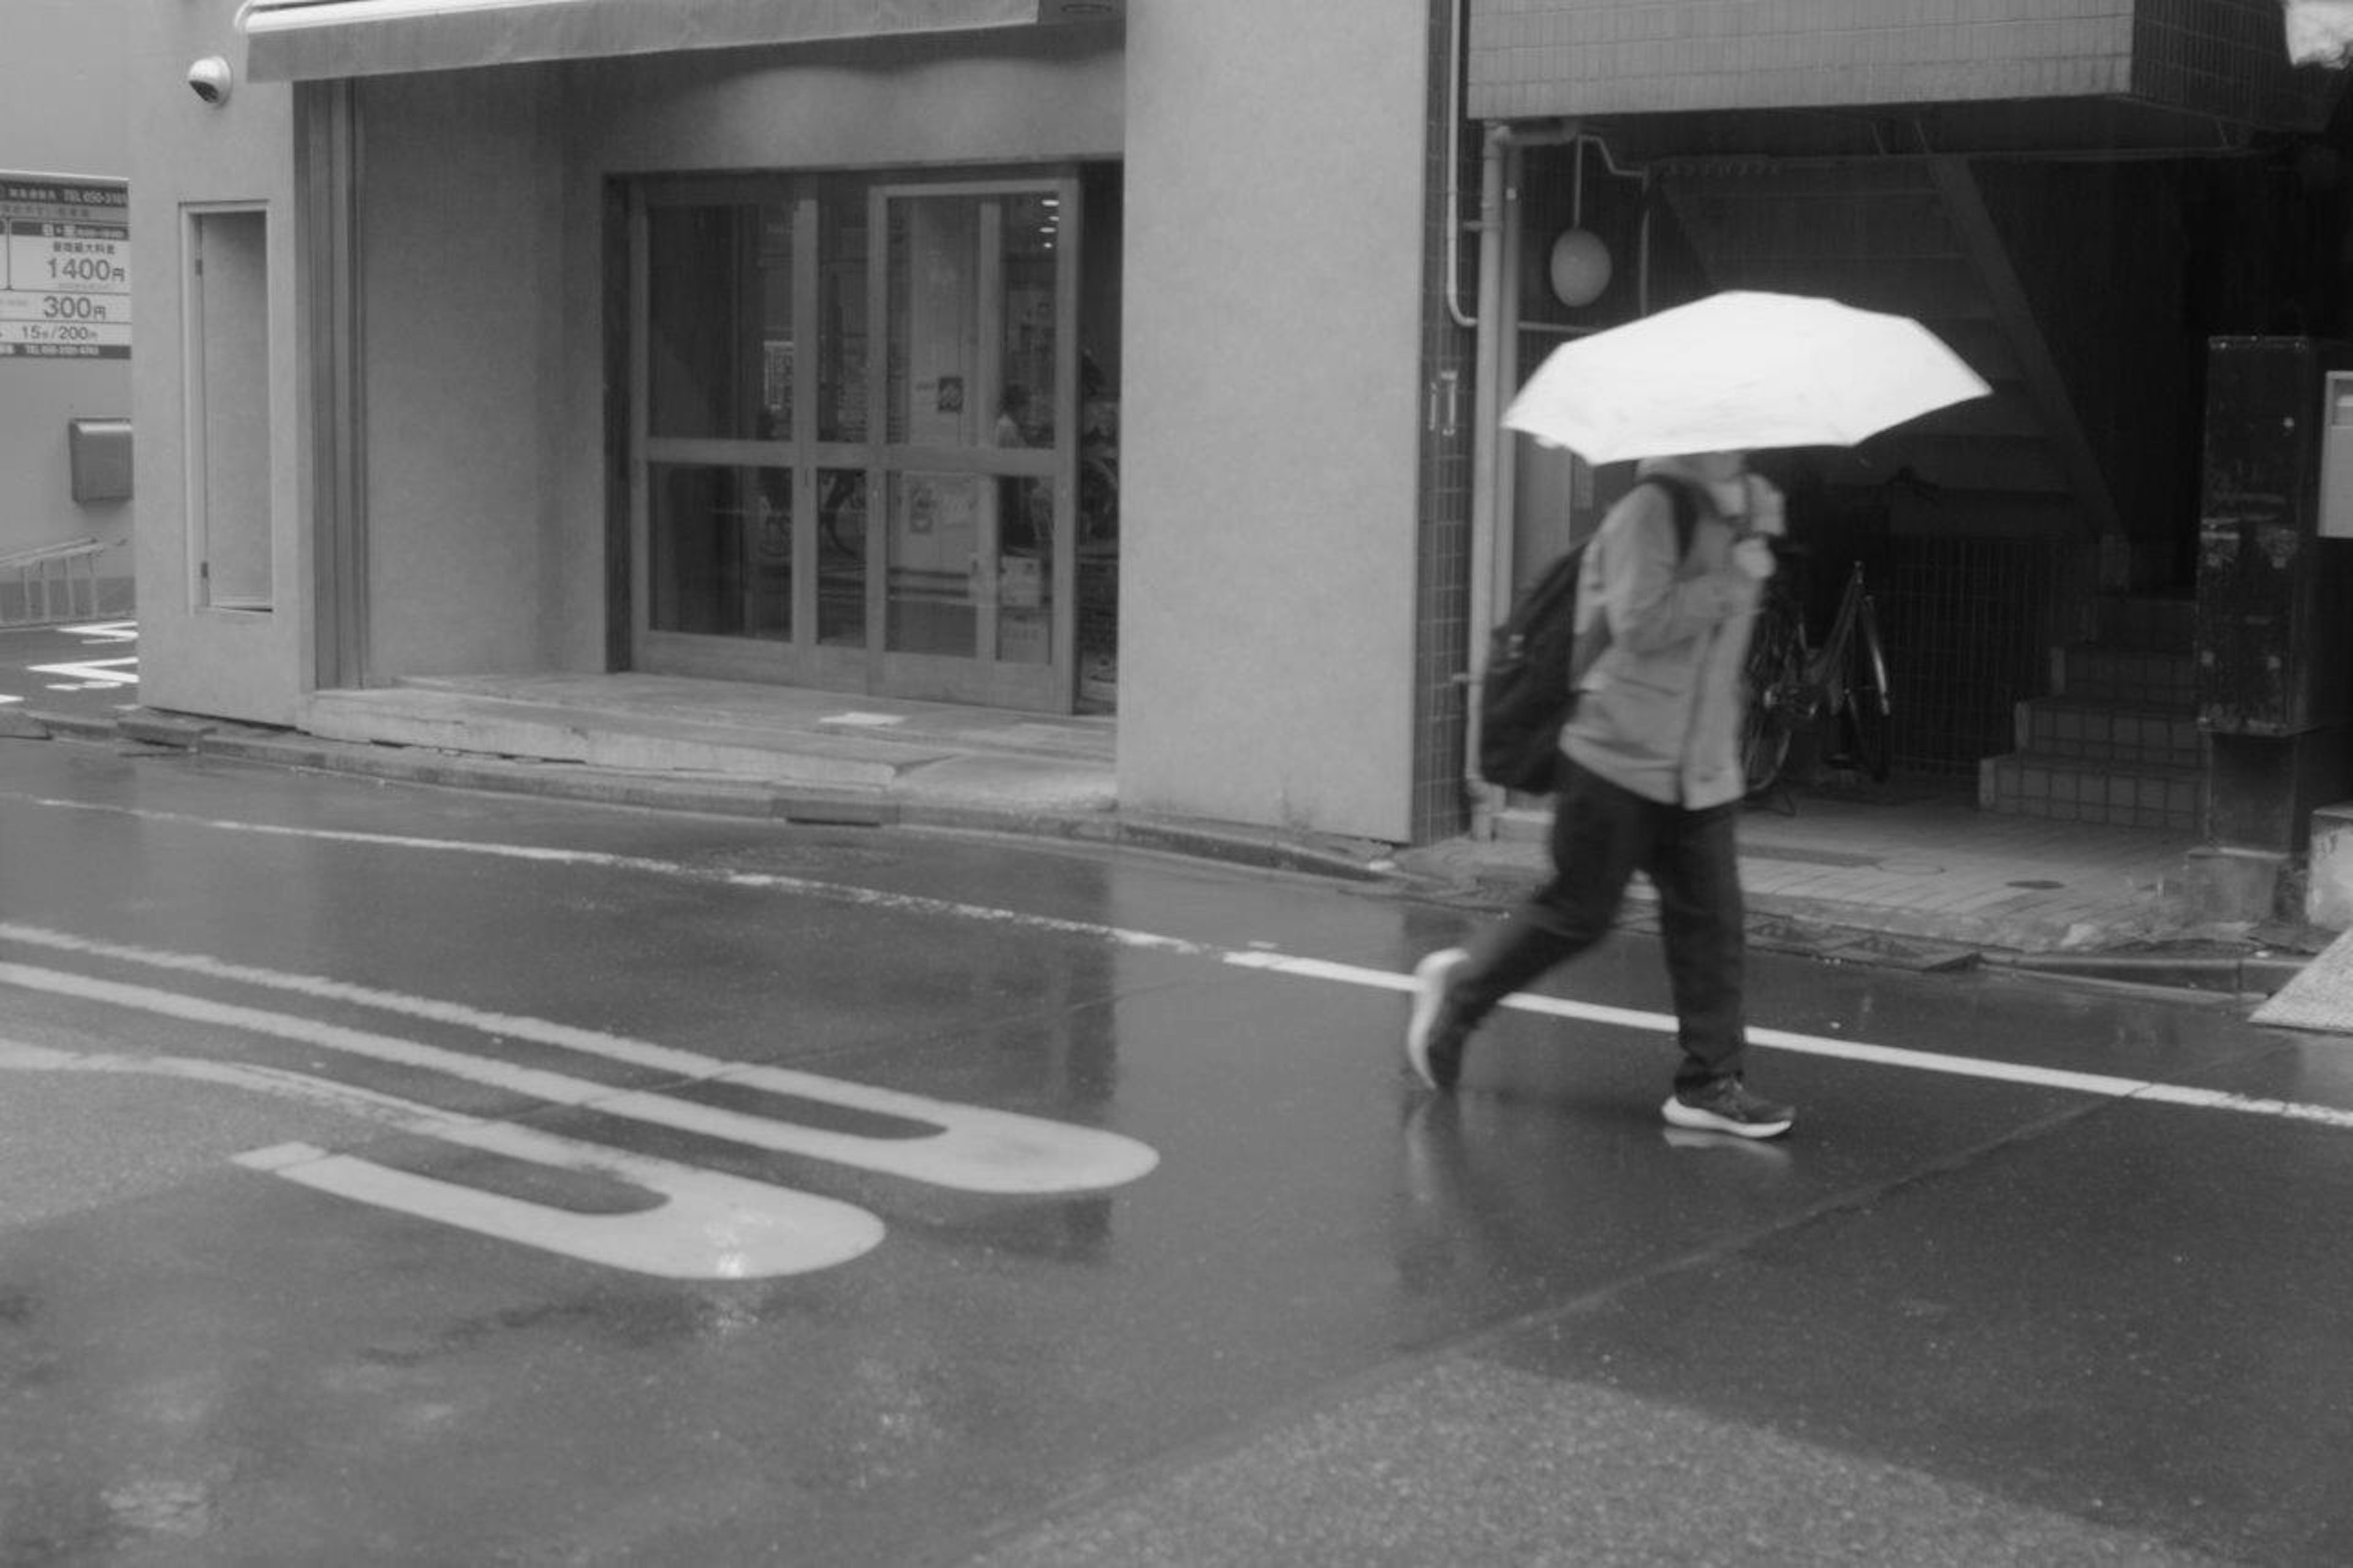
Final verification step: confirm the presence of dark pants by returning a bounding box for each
[1451,760,1748,1089]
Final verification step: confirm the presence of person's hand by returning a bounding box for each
[1745,475,1786,538]
[1732,537,1777,581]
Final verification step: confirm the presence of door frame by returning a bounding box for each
[623,167,1082,711]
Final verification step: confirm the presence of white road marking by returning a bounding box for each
[0,950,1158,1194]
[13,797,2351,1132]
[0,1039,883,1279]
[20,798,1210,953]
[29,656,136,687]
[1221,956,2353,1131]
[59,620,136,642]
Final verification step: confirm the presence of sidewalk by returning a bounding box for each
[16,672,2330,995]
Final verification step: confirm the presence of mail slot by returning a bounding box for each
[68,417,132,504]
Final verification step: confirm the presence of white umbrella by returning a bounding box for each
[1502,290,1992,464]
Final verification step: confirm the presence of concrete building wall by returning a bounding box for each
[125,9,1436,843]
[550,34,1127,675]
[2,0,135,616]
[287,36,1124,685]
[1118,0,1432,841]
[355,70,564,677]
[129,0,309,722]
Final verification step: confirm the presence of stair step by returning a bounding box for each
[2056,645,2197,708]
[1925,318,2018,378]
[1711,256,1996,320]
[1893,433,2070,492]
[1978,754,2202,833]
[1911,391,2045,440]
[1673,195,1963,263]
[2091,594,2196,653]
[2015,698,2202,769]
[1659,161,1942,199]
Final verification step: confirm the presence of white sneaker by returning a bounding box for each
[1404,948,1471,1091]
[1661,1077,1795,1140]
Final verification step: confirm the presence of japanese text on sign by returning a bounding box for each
[1,175,130,360]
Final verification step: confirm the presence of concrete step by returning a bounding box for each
[302,686,949,787]
[2014,697,2202,770]
[1977,752,2203,833]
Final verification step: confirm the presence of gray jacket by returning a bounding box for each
[1561,456,1762,809]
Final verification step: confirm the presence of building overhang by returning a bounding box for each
[1468,1,2343,149]
[236,0,1125,83]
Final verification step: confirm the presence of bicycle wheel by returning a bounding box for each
[1740,587,1806,796]
[1838,594,1893,782]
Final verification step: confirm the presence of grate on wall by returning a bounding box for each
[1879,534,2056,778]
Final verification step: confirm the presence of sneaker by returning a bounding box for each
[1404,948,1472,1092]
[1661,1077,1795,1140]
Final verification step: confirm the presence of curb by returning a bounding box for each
[1982,949,2309,997]
[17,707,2314,994]
[26,708,1399,888]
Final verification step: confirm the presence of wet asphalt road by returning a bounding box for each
[0,737,2348,1564]
[0,621,138,722]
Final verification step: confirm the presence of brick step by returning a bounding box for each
[1977,753,2202,833]
[2014,697,2202,770]
[2055,645,2197,708]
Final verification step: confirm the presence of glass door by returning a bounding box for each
[629,172,1080,711]
[868,179,1077,707]
[633,178,821,684]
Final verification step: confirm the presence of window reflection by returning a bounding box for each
[648,203,794,441]
[650,464,792,641]
[817,468,866,647]
[887,472,978,656]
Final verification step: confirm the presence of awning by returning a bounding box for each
[237,0,1124,83]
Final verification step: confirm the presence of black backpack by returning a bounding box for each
[1476,477,1702,793]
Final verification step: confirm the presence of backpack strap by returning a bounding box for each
[1634,474,1703,561]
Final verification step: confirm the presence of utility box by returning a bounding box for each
[2197,337,2353,855]
[67,418,132,504]
[2324,373,2353,538]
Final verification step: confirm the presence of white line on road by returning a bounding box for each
[0,944,1158,1194]
[29,656,136,687]
[1225,955,2353,1131]
[0,1037,885,1279]
[15,796,2353,1132]
[21,797,1208,953]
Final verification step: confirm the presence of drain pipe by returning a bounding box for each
[1464,117,1583,839]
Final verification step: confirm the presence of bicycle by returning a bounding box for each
[1740,549,1892,798]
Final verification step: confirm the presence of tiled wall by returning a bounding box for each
[1413,0,1477,842]
[2133,0,2336,127]
[1880,533,2058,779]
[1468,0,2336,129]
[1469,0,2136,118]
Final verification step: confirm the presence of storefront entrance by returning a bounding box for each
[627,166,1116,712]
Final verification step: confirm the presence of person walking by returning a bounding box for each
[1406,450,1795,1138]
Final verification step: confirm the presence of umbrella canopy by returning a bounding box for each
[1502,290,1992,465]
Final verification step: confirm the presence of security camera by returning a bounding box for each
[187,56,233,106]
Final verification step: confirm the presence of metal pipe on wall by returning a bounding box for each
[1464,117,1582,838]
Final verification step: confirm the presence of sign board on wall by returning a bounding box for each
[1,175,130,360]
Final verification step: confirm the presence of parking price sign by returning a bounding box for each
[1,176,131,360]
